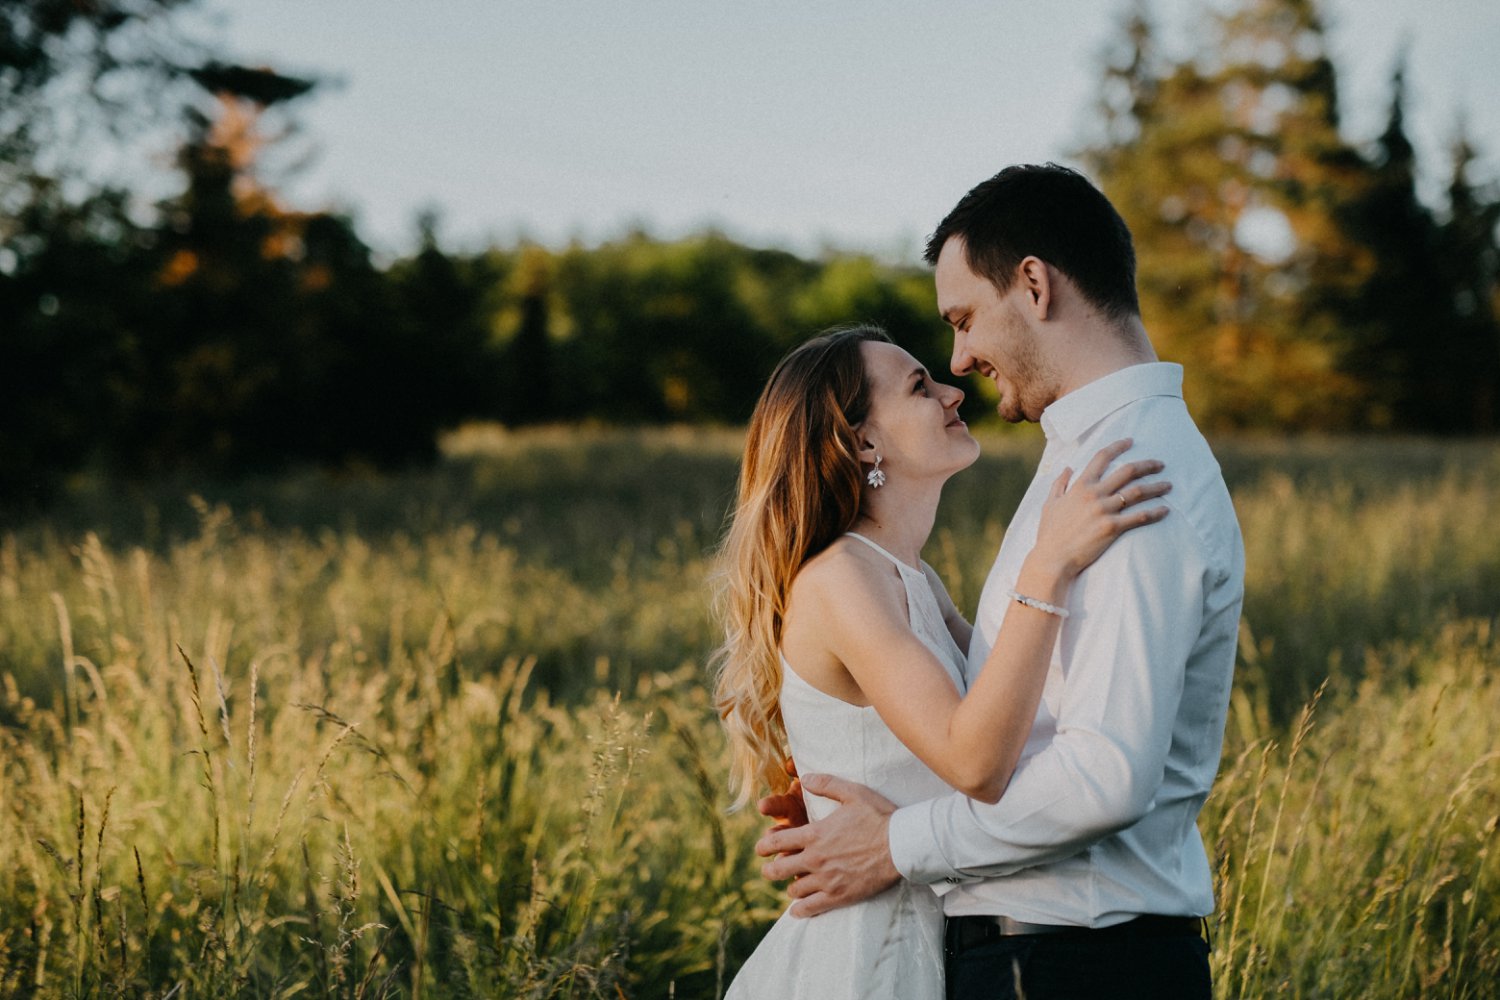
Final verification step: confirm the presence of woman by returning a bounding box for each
[712,326,1170,999]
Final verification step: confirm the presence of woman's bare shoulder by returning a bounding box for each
[790,536,904,612]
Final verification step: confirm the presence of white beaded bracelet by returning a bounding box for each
[1008,590,1070,619]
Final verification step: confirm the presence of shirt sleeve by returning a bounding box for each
[889,511,1207,883]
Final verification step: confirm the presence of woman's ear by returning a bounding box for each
[853,427,880,466]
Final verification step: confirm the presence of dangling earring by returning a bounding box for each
[866,454,886,489]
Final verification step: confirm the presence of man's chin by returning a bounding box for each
[996,402,1028,424]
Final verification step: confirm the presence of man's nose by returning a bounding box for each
[950,337,974,377]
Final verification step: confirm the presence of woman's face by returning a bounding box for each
[857,340,980,484]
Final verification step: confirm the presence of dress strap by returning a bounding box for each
[843,532,921,573]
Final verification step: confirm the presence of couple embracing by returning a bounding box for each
[711,164,1244,999]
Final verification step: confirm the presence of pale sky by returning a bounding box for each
[194,0,1500,261]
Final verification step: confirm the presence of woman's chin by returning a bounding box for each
[941,443,983,479]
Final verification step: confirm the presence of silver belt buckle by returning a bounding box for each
[995,915,1073,936]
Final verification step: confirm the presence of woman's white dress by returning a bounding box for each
[726,532,967,1000]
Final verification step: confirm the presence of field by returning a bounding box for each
[2,427,1498,998]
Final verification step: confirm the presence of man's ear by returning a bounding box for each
[1017,256,1053,321]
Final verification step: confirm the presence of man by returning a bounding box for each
[755,163,1244,999]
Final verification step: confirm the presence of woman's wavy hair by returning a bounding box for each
[710,324,890,808]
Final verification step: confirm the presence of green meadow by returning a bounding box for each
[1,428,1497,998]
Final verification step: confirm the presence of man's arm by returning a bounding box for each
[757,773,901,917]
[757,503,1208,917]
[756,513,1209,916]
[889,515,1206,882]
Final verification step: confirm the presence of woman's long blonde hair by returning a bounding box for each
[711,325,889,808]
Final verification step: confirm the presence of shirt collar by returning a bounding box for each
[1039,362,1184,445]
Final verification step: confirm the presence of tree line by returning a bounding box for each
[2,0,1498,498]
[1085,0,1500,431]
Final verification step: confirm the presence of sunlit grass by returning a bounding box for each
[1,428,1497,997]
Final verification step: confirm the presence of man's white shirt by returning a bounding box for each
[888,362,1244,926]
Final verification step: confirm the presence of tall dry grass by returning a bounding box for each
[1,428,1497,997]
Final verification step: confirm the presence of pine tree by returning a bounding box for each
[1344,69,1500,434]
[1085,0,1377,429]
[1342,60,1452,429]
[1,0,200,232]
[507,247,557,424]
[1093,0,1161,173]
[1436,128,1500,430]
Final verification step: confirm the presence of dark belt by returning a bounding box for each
[945,914,1207,956]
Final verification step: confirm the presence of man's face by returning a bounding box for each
[934,236,1059,423]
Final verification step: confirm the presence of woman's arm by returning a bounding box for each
[815,440,1170,803]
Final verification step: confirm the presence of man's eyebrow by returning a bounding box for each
[940,307,962,325]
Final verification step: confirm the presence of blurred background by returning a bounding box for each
[5,4,1500,996]
[2,0,1498,498]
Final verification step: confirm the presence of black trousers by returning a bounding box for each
[944,919,1212,1000]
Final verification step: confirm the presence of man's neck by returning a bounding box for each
[1052,316,1158,399]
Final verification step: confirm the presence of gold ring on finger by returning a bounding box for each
[1116,493,1127,511]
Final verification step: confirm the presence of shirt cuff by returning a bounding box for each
[889,799,967,890]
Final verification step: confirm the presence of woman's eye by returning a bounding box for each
[914,378,929,396]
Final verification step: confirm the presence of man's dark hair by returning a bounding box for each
[923,163,1140,322]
